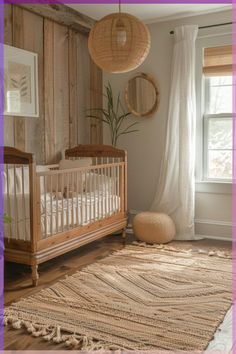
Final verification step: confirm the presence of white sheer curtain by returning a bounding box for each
[150,25,198,240]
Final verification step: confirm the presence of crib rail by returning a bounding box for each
[37,162,125,239]
[4,146,34,165]
[65,144,127,159]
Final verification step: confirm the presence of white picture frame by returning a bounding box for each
[4,45,39,117]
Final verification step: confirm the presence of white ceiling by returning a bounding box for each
[67,4,231,24]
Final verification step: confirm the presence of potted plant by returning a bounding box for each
[86,82,139,147]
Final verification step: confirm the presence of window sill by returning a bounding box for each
[195,181,232,195]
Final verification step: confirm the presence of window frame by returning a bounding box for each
[203,76,232,182]
[203,114,232,182]
[195,34,232,189]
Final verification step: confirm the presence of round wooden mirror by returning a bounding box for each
[125,73,159,117]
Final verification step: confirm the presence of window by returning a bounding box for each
[202,45,232,182]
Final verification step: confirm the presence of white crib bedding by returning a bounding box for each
[41,191,120,237]
[4,192,120,241]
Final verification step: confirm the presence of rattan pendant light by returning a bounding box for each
[88,3,151,73]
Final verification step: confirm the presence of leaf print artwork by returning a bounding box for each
[7,62,31,104]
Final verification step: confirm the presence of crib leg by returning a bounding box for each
[122,228,127,244]
[31,264,39,287]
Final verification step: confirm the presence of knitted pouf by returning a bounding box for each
[133,212,176,244]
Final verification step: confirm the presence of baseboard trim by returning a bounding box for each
[195,218,232,227]
[126,229,231,241]
[195,234,231,242]
[128,211,232,241]
[195,219,231,240]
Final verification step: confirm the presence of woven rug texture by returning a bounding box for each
[4,243,232,351]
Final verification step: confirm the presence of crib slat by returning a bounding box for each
[107,166,109,215]
[89,169,92,223]
[115,164,117,213]
[76,171,79,226]
[117,165,120,212]
[120,164,125,213]
[56,174,59,234]
[112,165,114,213]
[100,167,103,220]
[112,162,115,214]
[100,167,103,219]
[116,166,120,213]
[106,165,109,216]
[85,172,88,224]
[44,175,47,238]
[114,163,116,213]
[97,168,100,220]
[6,164,11,240]
[93,168,95,221]
[104,167,107,217]
[66,173,69,230]
[92,170,97,221]
[50,175,53,236]
[71,172,75,227]
[109,166,111,216]
[21,166,27,241]
[80,171,83,226]
[13,165,19,239]
[61,173,64,232]
[113,164,115,213]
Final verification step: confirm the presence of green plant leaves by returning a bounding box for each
[86,81,139,146]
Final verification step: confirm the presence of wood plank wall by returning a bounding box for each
[4,4,103,164]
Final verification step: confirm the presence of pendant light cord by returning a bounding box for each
[119,0,121,13]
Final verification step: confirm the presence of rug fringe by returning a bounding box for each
[4,315,122,350]
[132,241,232,259]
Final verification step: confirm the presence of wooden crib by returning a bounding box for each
[4,145,127,286]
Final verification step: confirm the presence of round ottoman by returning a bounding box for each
[133,212,176,244]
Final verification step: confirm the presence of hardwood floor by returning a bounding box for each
[4,234,233,351]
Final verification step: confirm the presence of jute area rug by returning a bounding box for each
[4,243,232,351]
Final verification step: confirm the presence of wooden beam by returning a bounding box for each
[69,29,79,148]
[44,19,55,164]
[22,9,45,164]
[53,22,70,162]
[90,59,103,144]
[13,6,26,152]
[17,3,95,34]
[4,4,15,148]
[44,20,70,164]
[4,4,13,45]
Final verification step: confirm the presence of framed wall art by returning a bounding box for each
[4,45,39,117]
